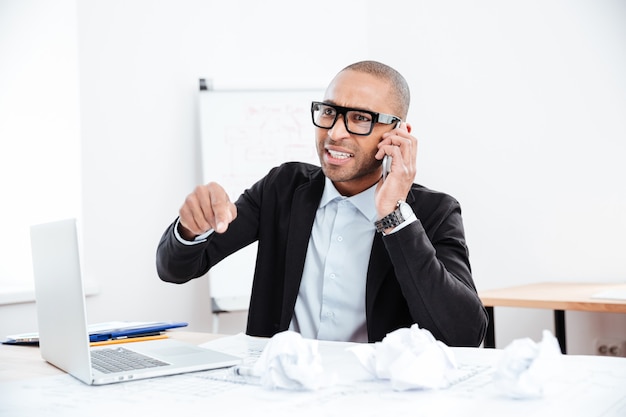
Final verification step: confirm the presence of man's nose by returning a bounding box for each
[328,114,350,139]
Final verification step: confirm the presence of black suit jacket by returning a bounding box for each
[157,162,488,346]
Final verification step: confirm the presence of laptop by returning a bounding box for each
[30,218,241,385]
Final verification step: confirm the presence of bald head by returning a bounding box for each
[340,61,410,120]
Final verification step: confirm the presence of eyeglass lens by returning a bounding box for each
[312,103,374,135]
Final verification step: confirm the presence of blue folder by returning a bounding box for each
[3,321,188,345]
[88,321,188,342]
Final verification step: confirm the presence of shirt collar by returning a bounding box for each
[320,177,378,222]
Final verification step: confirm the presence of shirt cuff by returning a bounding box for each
[173,218,213,245]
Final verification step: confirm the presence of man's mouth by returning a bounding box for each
[327,149,354,160]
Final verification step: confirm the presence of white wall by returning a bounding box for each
[1,0,624,353]
[0,0,82,330]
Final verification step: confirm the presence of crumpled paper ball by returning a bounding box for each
[252,331,327,390]
[350,324,457,391]
[493,329,563,399]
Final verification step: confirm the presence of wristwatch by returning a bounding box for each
[375,200,412,233]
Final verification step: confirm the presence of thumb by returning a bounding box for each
[213,207,234,234]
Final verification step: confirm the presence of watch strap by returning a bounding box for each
[374,201,405,233]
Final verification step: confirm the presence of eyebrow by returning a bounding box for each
[322,100,377,114]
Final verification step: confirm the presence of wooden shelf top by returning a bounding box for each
[479,282,626,313]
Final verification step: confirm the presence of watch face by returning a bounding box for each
[398,202,413,219]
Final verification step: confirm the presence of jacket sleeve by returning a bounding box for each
[155,220,212,284]
[156,181,265,285]
[156,191,264,284]
[382,195,488,347]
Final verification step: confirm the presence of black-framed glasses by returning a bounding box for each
[311,101,401,136]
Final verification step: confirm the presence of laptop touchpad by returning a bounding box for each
[155,346,209,357]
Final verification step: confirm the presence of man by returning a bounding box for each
[157,60,488,346]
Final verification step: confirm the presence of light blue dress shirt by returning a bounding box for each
[288,178,377,342]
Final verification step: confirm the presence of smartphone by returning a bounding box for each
[381,121,402,182]
[382,155,392,182]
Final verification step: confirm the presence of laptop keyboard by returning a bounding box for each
[91,347,169,374]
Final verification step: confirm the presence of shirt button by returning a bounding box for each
[337,236,343,242]
[329,273,336,280]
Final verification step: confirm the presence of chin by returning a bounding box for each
[320,165,344,181]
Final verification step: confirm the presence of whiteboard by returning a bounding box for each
[198,86,325,311]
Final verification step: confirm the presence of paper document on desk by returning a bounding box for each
[200,332,372,390]
[199,332,268,359]
[200,328,466,392]
[591,289,626,300]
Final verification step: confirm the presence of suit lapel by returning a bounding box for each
[280,172,325,328]
[365,190,416,318]
[365,232,392,318]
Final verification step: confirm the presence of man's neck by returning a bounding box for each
[331,174,381,197]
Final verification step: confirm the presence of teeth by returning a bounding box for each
[328,149,353,159]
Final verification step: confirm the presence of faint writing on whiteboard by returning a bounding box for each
[221,103,319,191]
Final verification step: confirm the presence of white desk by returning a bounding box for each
[1,331,625,417]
